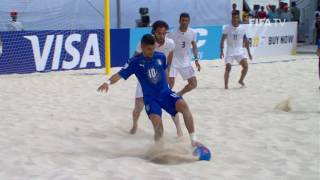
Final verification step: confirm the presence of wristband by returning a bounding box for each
[106,80,111,85]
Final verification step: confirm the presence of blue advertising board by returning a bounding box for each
[0,30,105,74]
[129,26,223,60]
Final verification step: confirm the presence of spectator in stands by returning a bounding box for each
[290,2,300,24]
[267,5,278,22]
[242,11,250,24]
[279,5,292,22]
[276,2,285,19]
[232,3,240,15]
[7,11,24,31]
[257,6,267,20]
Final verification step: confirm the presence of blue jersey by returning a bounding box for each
[119,51,171,100]
[318,39,320,49]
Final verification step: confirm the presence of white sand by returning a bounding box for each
[0,54,319,180]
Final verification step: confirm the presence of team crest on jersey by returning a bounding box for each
[157,59,162,66]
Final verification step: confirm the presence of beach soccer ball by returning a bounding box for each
[193,144,211,161]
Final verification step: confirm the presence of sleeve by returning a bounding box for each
[135,42,142,54]
[191,29,197,42]
[169,39,175,51]
[118,59,135,80]
[223,26,228,35]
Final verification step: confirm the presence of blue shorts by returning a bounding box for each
[144,92,182,117]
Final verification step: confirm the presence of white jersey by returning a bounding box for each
[135,37,175,58]
[168,28,196,68]
[223,24,247,56]
[7,21,24,31]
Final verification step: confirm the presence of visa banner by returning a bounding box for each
[0,29,130,75]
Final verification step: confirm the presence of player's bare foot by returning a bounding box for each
[238,80,246,87]
[129,125,138,134]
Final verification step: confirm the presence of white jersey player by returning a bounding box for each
[130,20,183,137]
[220,12,252,89]
[167,13,201,96]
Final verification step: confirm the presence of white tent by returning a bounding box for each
[0,0,231,31]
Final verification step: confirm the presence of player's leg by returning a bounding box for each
[177,66,197,96]
[145,101,164,141]
[224,56,233,89]
[148,114,164,141]
[224,63,232,89]
[238,58,248,87]
[161,93,197,145]
[171,115,183,137]
[130,83,144,134]
[175,99,201,146]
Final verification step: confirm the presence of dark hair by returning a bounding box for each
[179,12,190,21]
[232,11,240,17]
[141,34,155,45]
[291,2,296,7]
[151,20,169,34]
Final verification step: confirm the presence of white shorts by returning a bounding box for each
[225,54,247,65]
[169,66,195,80]
[135,82,143,98]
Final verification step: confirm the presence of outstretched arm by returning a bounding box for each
[97,73,122,93]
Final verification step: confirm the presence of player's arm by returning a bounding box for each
[166,51,174,76]
[220,34,227,59]
[192,41,201,72]
[97,73,122,93]
[97,60,135,93]
[244,35,252,60]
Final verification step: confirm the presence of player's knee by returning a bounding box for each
[225,64,232,72]
[176,99,189,113]
[133,99,144,116]
[241,60,248,69]
[189,78,197,89]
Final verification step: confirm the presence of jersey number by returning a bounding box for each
[148,68,157,78]
[233,34,238,40]
[181,41,186,48]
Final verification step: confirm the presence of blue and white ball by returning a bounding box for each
[193,144,211,161]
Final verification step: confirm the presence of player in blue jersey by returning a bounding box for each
[97,34,201,147]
